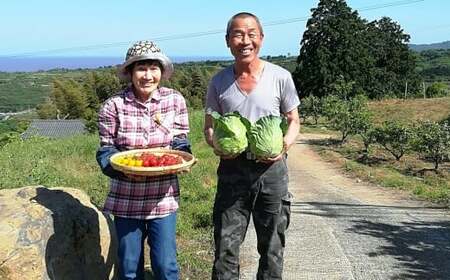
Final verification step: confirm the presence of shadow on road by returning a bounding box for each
[291,201,450,279]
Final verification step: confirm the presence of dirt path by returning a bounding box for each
[239,133,450,279]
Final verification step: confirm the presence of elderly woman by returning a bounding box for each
[96,40,190,280]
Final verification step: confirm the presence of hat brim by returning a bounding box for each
[117,53,174,81]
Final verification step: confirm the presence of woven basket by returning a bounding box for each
[110,148,196,176]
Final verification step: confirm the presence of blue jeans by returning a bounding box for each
[114,213,179,280]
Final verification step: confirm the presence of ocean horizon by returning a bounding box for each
[0,56,233,72]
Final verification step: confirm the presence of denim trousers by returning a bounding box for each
[114,213,179,280]
[212,155,292,280]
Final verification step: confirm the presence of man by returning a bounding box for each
[204,12,300,280]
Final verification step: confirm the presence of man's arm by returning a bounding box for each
[283,108,300,152]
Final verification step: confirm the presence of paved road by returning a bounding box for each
[240,134,450,280]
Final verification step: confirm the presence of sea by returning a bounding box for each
[0,56,232,72]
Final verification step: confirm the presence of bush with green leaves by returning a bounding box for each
[413,121,450,170]
[322,95,371,143]
[300,95,322,124]
[375,121,414,161]
[425,82,449,98]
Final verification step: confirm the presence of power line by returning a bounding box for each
[0,0,425,59]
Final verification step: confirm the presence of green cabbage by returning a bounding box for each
[248,115,286,159]
[211,111,249,155]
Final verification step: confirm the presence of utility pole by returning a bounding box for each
[423,82,426,99]
[404,81,408,99]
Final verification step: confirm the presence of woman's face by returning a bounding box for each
[131,61,162,98]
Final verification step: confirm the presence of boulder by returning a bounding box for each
[0,186,117,280]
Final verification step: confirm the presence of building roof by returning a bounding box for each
[21,119,86,139]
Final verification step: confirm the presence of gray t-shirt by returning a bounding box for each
[206,61,300,122]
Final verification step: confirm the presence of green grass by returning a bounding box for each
[0,109,217,279]
[368,97,450,124]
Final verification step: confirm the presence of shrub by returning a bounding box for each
[413,121,450,170]
[375,121,414,161]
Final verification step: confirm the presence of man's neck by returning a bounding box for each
[234,58,263,75]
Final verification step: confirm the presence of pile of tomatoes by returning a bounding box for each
[115,152,183,167]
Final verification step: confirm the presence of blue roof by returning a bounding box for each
[22,119,86,139]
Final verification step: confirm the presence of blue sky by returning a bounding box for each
[1,0,449,58]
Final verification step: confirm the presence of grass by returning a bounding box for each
[368,97,450,124]
[310,131,450,205]
[0,109,217,279]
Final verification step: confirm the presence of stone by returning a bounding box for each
[0,186,117,280]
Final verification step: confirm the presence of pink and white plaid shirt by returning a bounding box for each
[98,86,189,219]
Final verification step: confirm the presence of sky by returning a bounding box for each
[1,0,449,59]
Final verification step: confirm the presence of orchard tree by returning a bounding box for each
[413,121,450,170]
[375,121,413,161]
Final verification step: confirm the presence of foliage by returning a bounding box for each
[293,0,421,99]
[299,95,322,124]
[426,82,449,98]
[413,121,450,170]
[293,0,370,99]
[322,95,371,143]
[374,121,414,161]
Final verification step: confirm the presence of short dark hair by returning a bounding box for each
[226,12,264,38]
[126,59,163,74]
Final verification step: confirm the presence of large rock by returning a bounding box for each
[0,186,117,280]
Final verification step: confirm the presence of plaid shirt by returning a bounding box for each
[98,86,189,219]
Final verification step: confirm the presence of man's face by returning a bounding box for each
[226,16,264,63]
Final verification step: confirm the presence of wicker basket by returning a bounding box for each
[110,148,196,176]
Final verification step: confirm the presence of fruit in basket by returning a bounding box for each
[114,152,183,167]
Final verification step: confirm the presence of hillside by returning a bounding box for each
[410,40,450,51]
[368,96,450,124]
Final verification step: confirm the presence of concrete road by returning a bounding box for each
[240,134,450,280]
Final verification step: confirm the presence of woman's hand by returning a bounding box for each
[124,173,147,182]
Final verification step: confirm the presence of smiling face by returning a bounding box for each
[130,60,162,100]
[226,16,264,64]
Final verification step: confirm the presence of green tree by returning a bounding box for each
[366,17,421,98]
[323,94,370,143]
[375,121,413,161]
[300,95,322,124]
[293,0,370,99]
[293,1,421,99]
[48,79,87,119]
[425,82,449,97]
[413,121,450,170]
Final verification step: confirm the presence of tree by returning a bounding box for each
[48,79,88,119]
[293,0,370,99]
[293,1,421,99]
[375,121,413,161]
[322,94,370,143]
[413,121,450,170]
[425,82,449,98]
[366,17,421,98]
[299,95,322,124]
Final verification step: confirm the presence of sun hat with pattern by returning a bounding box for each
[118,40,174,81]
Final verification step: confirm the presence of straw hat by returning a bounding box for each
[118,40,174,81]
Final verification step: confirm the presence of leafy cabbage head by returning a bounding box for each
[211,111,248,155]
[248,115,285,159]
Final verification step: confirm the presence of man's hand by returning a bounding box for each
[215,150,239,160]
